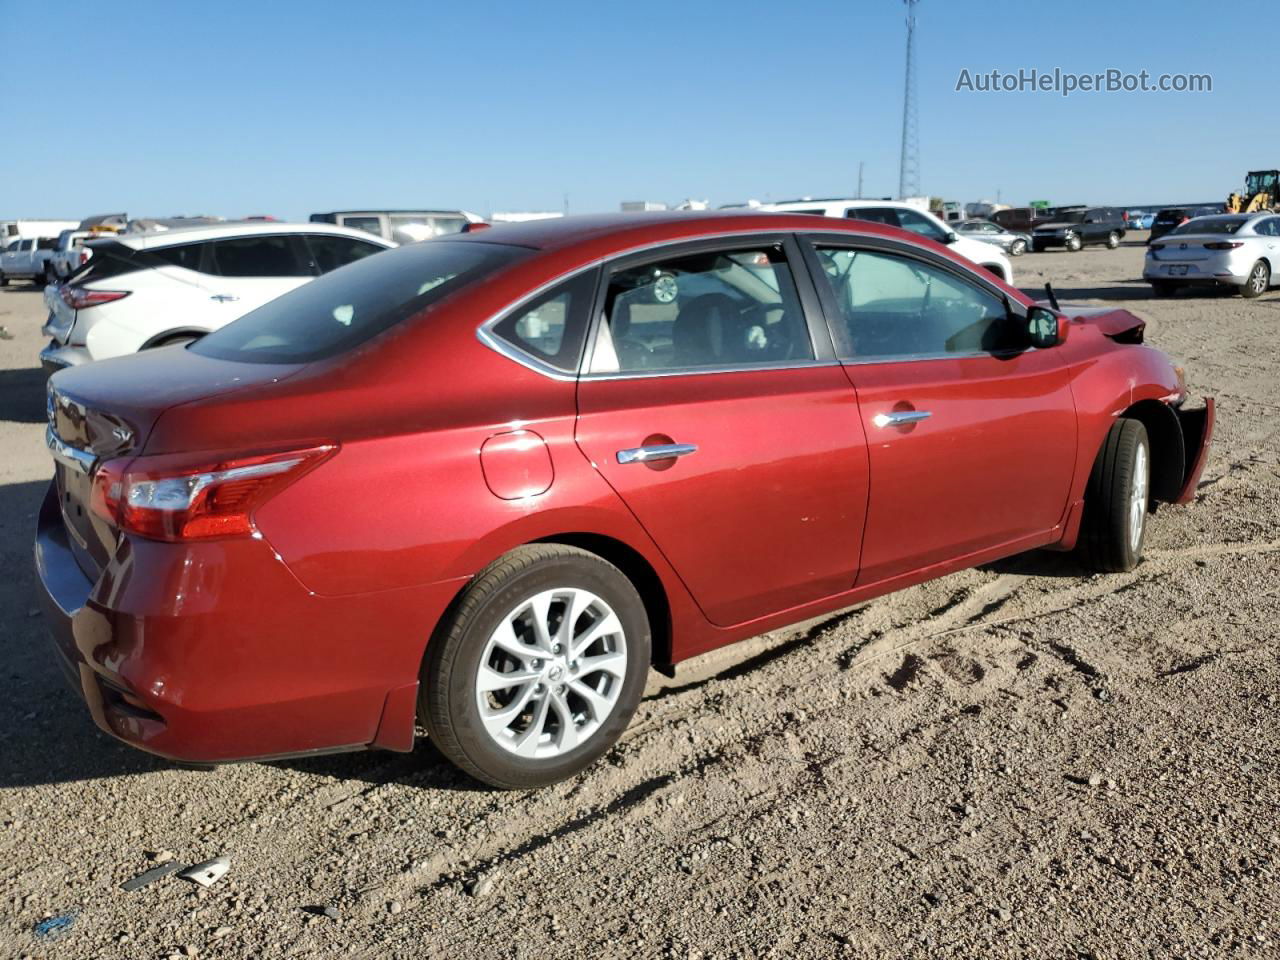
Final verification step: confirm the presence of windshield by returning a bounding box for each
[192,240,530,363]
[1169,218,1244,235]
[1055,210,1086,223]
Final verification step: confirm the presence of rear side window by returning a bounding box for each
[192,240,529,363]
[209,235,310,277]
[305,234,386,273]
[338,216,383,237]
[490,271,597,372]
[67,241,146,284]
[151,242,209,272]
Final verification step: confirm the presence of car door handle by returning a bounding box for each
[873,410,932,428]
[210,294,239,302]
[617,443,698,464]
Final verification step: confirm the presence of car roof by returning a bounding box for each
[114,221,396,250]
[316,209,472,216]
[767,198,917,210]
[446,210,960,259]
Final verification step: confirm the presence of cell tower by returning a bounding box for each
[898,0,920,199]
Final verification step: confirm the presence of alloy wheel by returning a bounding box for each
[1129,441,1148,550]
[475,587,627,758]
[1251,263,1268,294]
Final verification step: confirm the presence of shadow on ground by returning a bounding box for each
[0,366,47,424]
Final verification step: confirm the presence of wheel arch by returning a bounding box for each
[1117,399,1184,503]
[531,532,674,674]
[139,327,209,350]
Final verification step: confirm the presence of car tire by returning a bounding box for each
[1106,231,1120,249]
[1151,282,1176,298]
[1079,419,1150,573]
[1009,239,1027,256]
[0,273,7,287]
[1241,260,1270,299]
[1065,233,1083,252]
[421,544,651,789]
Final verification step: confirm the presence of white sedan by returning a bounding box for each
[40,222,395,371]
[1144,212,1280,298]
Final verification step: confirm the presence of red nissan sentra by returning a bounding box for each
[35,212,1214,787]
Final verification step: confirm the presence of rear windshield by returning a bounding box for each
[1155,210,1186,222]
[191,240,529,364]
[1169,218,1244,235]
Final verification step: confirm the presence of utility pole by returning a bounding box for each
[898,0,921,200]
[857,161,864,199]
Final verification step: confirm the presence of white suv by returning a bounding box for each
[40,222,394,371]
[760,199,1014,283]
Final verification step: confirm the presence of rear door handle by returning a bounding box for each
[210,294,239,302]
[617,443,698,464]
[873,410,932,428]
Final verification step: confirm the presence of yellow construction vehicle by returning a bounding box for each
[1226,170,1280,213]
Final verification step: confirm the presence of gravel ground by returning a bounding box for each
[1,238,1277,960]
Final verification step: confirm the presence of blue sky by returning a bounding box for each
[1,0,1270,219]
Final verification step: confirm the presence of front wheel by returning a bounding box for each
[1106,231,1120,249]
[1009,238,1027,256]
[1065,233,1083,252]
[1079,419,1150,573]
[421,545,651,788]
[1241,260,1270,298]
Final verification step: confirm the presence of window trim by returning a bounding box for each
[796,232,1032,367]
[475,230,841,382]
[487,268,600,375]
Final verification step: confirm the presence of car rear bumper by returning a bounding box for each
[34,480,466,763]
[1144,259,1250,285]
[40,342,90,375]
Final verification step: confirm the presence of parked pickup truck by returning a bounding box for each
[49,229,100,281]
[1031,206,1128,252]
[0,236,58,286]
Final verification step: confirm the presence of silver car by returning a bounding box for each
[953,218,1031,256]
[1144,212,1280,298]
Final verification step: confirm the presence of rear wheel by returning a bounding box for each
[0,273,7,287]
[1241,260,1270,298]
[1079,419,1150,573]
[1009,238,1027,256]
[422,545,651,788]
[1106,231,1120,249]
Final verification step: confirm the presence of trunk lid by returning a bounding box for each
[1148,234,1223,261]
[47,348,303,579]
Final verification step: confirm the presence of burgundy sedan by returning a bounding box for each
[36,212,1214,787]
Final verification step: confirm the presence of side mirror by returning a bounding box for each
[1028,306,1068,348]
[944,231,958,244]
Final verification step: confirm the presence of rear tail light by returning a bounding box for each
[90,445,336,541]
[78,251,90,265]
[61,286,129,310]
[1203,241,1244,250]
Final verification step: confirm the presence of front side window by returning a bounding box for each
[209,235,310,277]
[894,209,950,243]
[588,246,813,374]
[305,234,386,273]
[813,246,1023,360]
[846,207,900,226]
[192,240,529,363]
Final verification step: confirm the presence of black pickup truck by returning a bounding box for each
[1031,206,1127,252]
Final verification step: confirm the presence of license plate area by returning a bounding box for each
[1168,265,1188,276]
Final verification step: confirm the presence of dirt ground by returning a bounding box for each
[1,237,1277,960]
